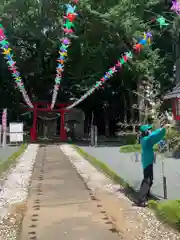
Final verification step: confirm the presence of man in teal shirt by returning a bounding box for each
[137,124,166,206]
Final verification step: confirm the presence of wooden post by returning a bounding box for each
[161,158,168,199]
[163,176,167,199]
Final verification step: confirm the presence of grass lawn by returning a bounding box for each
[120,144,158,153]
[73,145,132,190]
[74,145,180,232]
[148,199,180,231]
[0,144,27,176]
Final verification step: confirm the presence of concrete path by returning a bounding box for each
[20,145,122,239]
[79,146,180,200]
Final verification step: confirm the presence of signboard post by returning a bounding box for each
[0,125,1,147]
[2,109,7,148]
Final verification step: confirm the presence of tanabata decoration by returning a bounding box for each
[156,16,169,28]
[150,16,169,28]
[144,7,173,29]
[0,24,33,108]
[51,0,79,109]
[65,33,152,110]
[171,0,180,15]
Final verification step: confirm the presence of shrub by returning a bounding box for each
[124,134,137,145]
[165,127,180,152]
[120,144,158,153]
[120,144,141,153]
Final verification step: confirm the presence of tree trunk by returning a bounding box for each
[129,91,134,122]
[104,108,109,137]
[124,94,127,122]
[137,81,144,124]
[84,113,89,134]
[105,119,109,137]
[175,26,180,84]
[144,105,149,124]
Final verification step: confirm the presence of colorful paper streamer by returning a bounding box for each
[51,0,79,109]
[171,0,180,15]
[0,24,33,108]
[65,33,152,110]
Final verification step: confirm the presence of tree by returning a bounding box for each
[0,0,175,133]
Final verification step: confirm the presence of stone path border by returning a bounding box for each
[0,144,39,239]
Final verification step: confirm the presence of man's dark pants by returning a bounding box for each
[138,163,153,202]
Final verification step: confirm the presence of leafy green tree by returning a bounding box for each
[0,0,176,133]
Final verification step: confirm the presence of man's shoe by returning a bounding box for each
[135,200,146,207]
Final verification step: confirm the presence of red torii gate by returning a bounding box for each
[25,102,68,141]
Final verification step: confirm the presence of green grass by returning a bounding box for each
[73,145,135,194]
[120,144,158,153]
[149,199,180,231]
[120,144,141,153]
[74,145,180,232]
[0,144,27,176]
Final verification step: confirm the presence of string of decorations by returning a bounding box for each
[0,24,34,108]
[0,0,175,111]
[65,32,152,110]
[51,0,79,109]
[145,1,179,30]
[66,0,179,111]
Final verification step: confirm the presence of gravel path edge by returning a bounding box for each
[0,144,39,240]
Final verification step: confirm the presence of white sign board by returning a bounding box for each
[10,123,23,133]
[10,133,23,142]
[9,123,23,142]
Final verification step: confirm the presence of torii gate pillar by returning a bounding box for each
[30,104,37,141]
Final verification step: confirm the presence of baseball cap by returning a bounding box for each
[139,124,152,132]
